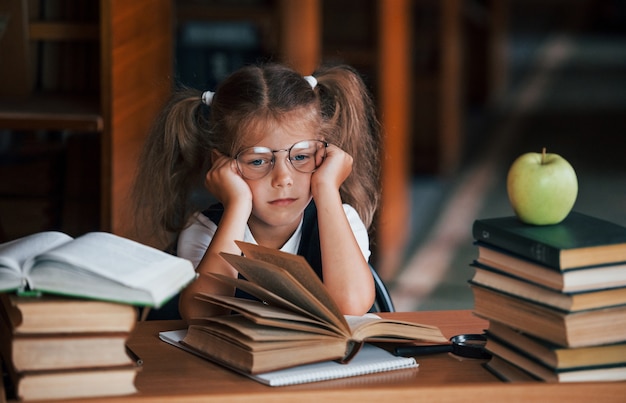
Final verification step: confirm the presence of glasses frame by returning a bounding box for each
[234,139,329,180]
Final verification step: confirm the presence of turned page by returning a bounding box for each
[235,241,340,312]
[219,252,346,332]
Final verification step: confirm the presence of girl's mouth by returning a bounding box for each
[269,198,296,206]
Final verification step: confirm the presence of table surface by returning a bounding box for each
[22,310,626,402]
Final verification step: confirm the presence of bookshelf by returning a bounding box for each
[1,0,509,276]
[0,0,173,240]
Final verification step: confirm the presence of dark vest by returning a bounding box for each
[202,201,323,300]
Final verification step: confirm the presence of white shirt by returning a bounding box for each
[177,204,371,269]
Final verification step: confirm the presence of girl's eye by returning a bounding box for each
[291,153,309,162]
[245,155,272,167]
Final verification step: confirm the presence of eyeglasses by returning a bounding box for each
[234,139,328,180]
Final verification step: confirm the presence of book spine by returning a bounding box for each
[473,221,562,269]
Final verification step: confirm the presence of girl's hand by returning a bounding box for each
[205,150,253,209]
[310,144,353,196]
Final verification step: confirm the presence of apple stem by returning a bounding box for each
[541,147,547,164]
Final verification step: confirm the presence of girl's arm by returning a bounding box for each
[311,145,375,315]
[179,154,252,321]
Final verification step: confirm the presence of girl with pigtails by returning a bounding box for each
[132,63,382,320]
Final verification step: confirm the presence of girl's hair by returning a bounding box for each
[132,63,381,249]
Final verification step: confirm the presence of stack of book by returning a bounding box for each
[469,212,626,382]
[0,294,139,400]
[0,230,197,400]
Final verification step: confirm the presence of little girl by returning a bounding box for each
[132,63,381,320]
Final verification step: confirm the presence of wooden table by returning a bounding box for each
[59,311,626,402]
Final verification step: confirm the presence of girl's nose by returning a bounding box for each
[271,156,293,187]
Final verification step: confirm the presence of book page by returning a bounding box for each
[0,232,72,273]
[235,241,345,322]
[220,252,348,333]
[194,315,342,343]
[345,315,447,343]
[207,272,323,321]
[194,293,344,336]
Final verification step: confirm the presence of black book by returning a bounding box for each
[472,212,626,270]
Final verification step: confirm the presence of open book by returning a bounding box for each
[161,329,419,386]
[0,231,196,308]
[181,241,447,374]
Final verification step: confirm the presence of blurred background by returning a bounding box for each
[1,0,624,311]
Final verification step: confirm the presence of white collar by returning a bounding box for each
[243,218,303,255]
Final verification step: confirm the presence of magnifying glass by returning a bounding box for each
[394,333,491,359]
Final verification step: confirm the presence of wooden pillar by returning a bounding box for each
[439,0,463,175]
[377,0,412,279]
[100,0,173,239]
[277,0,321,74]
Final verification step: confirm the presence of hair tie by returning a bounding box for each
[202,91,215,106]
[304,75,317,89]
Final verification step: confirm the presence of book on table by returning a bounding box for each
[470,263,626,312]
[0,231,196,308]
[485,320,626,371]
[160,329,419,387]
[484,335,626,382]
[470,283,626,348]
[5,365,139,401]
[483,355,539,382]
[178,241,447,375]
[474,243,626,293]
[472,212,626,270]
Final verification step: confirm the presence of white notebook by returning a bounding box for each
[159,329,419,387]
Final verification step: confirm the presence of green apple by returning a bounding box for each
[506,148,578,225]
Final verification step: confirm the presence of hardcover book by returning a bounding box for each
[474,243,626,293]
[0,294,138,335]
[471,283,626,348]
[470,263,626,312]
[7,365,139,401]
[0,231,196,308]
[180,241,447,375]
[485,336,626,382]
[485,321,626,370]
[484,355,539,382]
[472,212,626,270]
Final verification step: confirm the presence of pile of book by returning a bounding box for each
[470,212,626,382]
[0,230,197,400]
[0,294,140,400]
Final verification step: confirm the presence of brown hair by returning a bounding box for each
[132,63,381,249]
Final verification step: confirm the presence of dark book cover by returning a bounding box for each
[472,212,626,269]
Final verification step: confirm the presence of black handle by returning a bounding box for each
[394,344,453,357]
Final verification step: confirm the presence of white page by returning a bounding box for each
[24,232,189,288]
[0,232,72,273]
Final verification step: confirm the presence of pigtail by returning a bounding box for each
[314,65,382,231]
[131,86,212,250]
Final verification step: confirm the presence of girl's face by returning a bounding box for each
[240,110,321,244]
